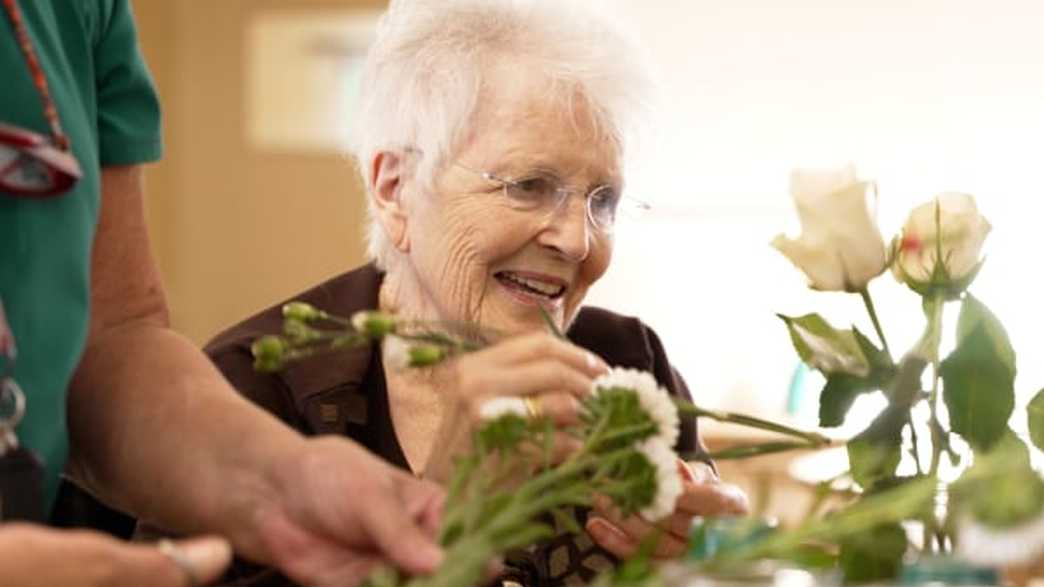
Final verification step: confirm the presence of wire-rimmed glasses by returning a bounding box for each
[453,161,650,234]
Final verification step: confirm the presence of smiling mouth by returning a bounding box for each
[494,271,567,302]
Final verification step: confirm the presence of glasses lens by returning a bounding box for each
[502,176,561,212]
[0,124,81,198]
[587,186,622,231]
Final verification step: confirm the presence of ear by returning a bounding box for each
[369,151,411,253]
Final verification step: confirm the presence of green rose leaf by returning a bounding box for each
[950,431,1044,529]
[956,294,1016,377]
[839,522,907,584]
[853,326,894,375]
[818,327,896,428]
[1029,388,1044,452]
[941,321,1015,453]
[847,405,905,489]
[779,313,870,377]
[819,374,876,428]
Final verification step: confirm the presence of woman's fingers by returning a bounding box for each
[457,356,599,401]
[586,516,638,559]
[0,523,232,587]
[454,333,607,399]
[483,332,609,378]
[524,392,582,426]
[585,515,687,560]
[674,479,750,517]
[591,495,690,556]
[518,430,584,466]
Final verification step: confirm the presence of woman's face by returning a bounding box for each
[399,78,619,336]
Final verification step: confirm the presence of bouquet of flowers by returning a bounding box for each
[249,165,1044,585]
[252,303,829,587]
[764,166,1044,580]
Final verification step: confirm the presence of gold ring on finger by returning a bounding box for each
[523,396,543,420]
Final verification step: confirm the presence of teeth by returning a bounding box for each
[501,273,565,297]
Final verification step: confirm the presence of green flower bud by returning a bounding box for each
[252,335,287,372]
[351,310,397,338]
[283,318,319,344]
[282,301,324,322]
[407,343,446,367]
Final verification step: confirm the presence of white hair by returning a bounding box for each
[350,0,651,270]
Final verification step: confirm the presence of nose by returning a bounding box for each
[538,193,591,262]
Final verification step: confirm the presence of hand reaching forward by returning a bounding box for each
[0,524,231,587]
[250,437,445,587]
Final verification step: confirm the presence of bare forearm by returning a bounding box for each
[67,320,306,557]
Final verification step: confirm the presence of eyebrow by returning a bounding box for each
[497,158,621,191]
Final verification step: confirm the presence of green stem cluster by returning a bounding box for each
[389,412,668,587]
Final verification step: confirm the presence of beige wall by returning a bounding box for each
[134,0,383,344]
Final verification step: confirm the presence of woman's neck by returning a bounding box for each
[377,268,449,474]
[377,264,440,324]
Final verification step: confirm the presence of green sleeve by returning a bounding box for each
[94,0,162,166]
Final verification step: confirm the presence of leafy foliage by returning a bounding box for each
[839,523,908,584]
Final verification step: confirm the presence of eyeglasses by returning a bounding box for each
[1,0,82,198]
[453,161,650,234]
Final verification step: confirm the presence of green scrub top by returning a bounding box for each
[0,0,162,512]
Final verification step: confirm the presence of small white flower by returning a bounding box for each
[382,335,412,372]
[478,396,529,421]
[637,438,683,521]
[957,512,1044,567]
[593,367,680,447]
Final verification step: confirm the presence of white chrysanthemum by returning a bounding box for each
[957,513,1044,567]
[478,397,529,421]
[593,367,680,447]
[637,438,683,521]
[382,335,412,372]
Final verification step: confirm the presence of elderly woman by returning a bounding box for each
[208,0,747,585]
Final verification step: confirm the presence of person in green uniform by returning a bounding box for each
[0,1,445,585]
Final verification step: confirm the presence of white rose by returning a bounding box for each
[772,165,888,292]
[892,192,991,296]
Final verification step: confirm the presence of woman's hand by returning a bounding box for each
[0,523,231,587]
[424,332,609,482]
[251,437,446,587]
[585,460,749,559]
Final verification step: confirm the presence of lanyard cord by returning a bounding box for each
[2,0,70,151]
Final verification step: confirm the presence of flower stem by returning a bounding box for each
[676,400,830,446]
[538,305,566,340]
[925,294,945,479]
[859,287,892,359]
[907,413,924,477]
[923,293,946,552]
[707,441,823,460]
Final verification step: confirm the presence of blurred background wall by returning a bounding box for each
[135,0,381,346]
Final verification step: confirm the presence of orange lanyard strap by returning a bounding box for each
[2,0,70,151]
